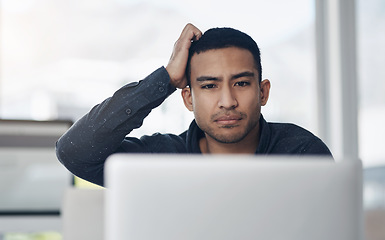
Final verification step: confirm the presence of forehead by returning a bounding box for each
[190,47,257,77]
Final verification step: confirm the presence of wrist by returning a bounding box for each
[165,66,186,89]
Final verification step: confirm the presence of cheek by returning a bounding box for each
[239,90,258,102]
[191,90,207,108]
[191,92,215,116]
[239,92,261,112]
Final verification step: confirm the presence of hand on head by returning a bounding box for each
[166,23,202,89]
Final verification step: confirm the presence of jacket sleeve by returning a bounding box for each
[55,67,176,186]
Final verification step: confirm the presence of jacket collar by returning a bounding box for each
[255,114,271,154]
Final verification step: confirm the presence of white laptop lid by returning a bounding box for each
[105,154,363,240]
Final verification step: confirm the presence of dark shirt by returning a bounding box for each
[56,67,332,186]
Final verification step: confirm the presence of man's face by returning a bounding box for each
[182,47,270,144]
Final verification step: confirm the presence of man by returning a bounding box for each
[56,23,332,186]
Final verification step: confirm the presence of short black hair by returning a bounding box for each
[186,27,262,86]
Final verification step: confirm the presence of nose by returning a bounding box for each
[218,86,238,109]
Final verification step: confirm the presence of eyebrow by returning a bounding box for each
[196,76,220,82]
[195,71,255,82]
[231,71,255,80]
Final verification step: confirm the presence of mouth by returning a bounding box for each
[214,115,243,126]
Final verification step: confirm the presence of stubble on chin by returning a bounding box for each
[204,113,259,144]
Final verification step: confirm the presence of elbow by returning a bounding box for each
[56,137,69,167]
[55,133,79,172]
[55,137,84,180]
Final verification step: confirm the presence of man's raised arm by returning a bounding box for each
[55,24,202,186]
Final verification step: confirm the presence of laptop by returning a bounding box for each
[104,154,363,240]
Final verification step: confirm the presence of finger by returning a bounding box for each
[180,23,202,42]
[192,30,202,41]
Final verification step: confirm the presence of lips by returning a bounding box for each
[214,115,243,125]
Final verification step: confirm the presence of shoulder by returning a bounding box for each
[267,122,332,156]
[269,122,313,138]
[120,132,187,153]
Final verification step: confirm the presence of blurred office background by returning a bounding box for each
[0,0,384,239]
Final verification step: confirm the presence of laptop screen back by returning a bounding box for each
[105,154,363,240]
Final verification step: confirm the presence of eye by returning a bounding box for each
[234,81,250,87]
[201,84,217,89]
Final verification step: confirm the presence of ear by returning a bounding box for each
[260,79,271,106]
[181,87,194,111]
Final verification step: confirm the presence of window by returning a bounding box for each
[357,0,385,167]
[0,0,317,138]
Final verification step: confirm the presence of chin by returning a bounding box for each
[211,132,248,144]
